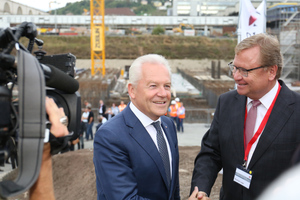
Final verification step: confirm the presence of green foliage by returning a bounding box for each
[28,35,236,60]
[134,4,156,15]
[149,9,167,16]
[55,0,90,15]
[53,0,165,16]
[152,26,165,35]
[105,0,139,8]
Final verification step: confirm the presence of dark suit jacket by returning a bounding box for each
[99,104,106,116]
[191,80,300,200]
[94,104,180,200]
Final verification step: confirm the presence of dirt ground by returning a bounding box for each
[52,146,223,200]
[55,146,222,200]
[5,146,222,200]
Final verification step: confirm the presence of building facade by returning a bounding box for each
[0,0,48,15]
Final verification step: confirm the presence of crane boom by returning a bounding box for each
[90,0,106,76]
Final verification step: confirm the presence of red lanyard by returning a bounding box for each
[243,83,281,162]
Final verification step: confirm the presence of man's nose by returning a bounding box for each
[157,86,167,96]
[233,69,243,80]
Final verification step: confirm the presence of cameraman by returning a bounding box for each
[29,97,69,200]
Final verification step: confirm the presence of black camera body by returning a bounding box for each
[38,53,76,77]
[36,51,81,138]
[0,22,81,198]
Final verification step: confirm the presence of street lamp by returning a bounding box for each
[49,1,59,33]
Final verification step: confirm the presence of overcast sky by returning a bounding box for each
[11,0,81,12]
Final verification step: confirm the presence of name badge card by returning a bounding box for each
[233,166,253,189]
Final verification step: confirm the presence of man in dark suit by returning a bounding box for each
[93,54,180,200]
[189,33,300,200]
[98,99,106,118]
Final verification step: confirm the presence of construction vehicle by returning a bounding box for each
[173,23,194,33]
[83,8,89,15]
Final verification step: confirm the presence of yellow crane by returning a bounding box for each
[90,0,106,76]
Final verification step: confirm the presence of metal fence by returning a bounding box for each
[184,108,215,124]
[90,107,215,124]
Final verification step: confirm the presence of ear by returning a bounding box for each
[268,65,278,81]
[128,83,136,99]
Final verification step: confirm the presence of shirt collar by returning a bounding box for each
[247,80,279,109]
[129,102,161,128]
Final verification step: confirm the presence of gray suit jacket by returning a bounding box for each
[191,80,300,200]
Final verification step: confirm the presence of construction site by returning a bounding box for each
[76,59,235,124]
[3,2,300,200]
[74,3,300,125]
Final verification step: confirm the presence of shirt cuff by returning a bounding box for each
[44,129,50,143]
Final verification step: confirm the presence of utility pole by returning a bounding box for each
[49,1,58,33]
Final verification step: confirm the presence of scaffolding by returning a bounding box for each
[267,3,300,81]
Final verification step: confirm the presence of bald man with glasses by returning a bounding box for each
[189,33,300,200]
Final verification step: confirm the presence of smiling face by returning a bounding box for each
[233,46,277,100]
[128,62,171,121]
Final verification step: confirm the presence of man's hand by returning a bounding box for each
[188,186,211,200]
[45,97,68,137]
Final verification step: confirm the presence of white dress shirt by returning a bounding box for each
[129,102,173,176]
[246,81,279,168]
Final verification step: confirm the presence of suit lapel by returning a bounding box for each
[123,106,171,189]
[249,82,295,168]
[232,93,247,161]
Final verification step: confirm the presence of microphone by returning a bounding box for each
[41,64,79,94]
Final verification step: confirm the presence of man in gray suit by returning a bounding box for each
[190,33,300,200]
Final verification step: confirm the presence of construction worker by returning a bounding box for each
[177,102,185,133]
[168,100,178,125]
[118,100,127,112]
[175,97,181,109]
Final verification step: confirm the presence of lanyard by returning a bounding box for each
[243,83,281,166]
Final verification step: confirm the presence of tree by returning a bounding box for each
[152,25,165,35]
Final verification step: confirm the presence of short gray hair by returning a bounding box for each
[128,54,172,87]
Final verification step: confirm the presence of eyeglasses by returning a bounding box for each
[228,61,267,77]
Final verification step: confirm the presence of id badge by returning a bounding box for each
[233,165,253,189]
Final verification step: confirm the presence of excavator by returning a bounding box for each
[173,23,194,33]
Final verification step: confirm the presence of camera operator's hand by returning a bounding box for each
[45,96,69,137]
[30,97,69,200]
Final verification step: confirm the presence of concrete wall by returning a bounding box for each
[0,0,48,15]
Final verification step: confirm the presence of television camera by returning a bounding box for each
[0,22,81,198]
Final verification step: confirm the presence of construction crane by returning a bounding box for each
[90,0,106,76]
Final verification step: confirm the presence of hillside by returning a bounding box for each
[22,35,237,60]
[54,0,167,16]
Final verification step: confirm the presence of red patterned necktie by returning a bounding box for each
[245,100,261,149]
